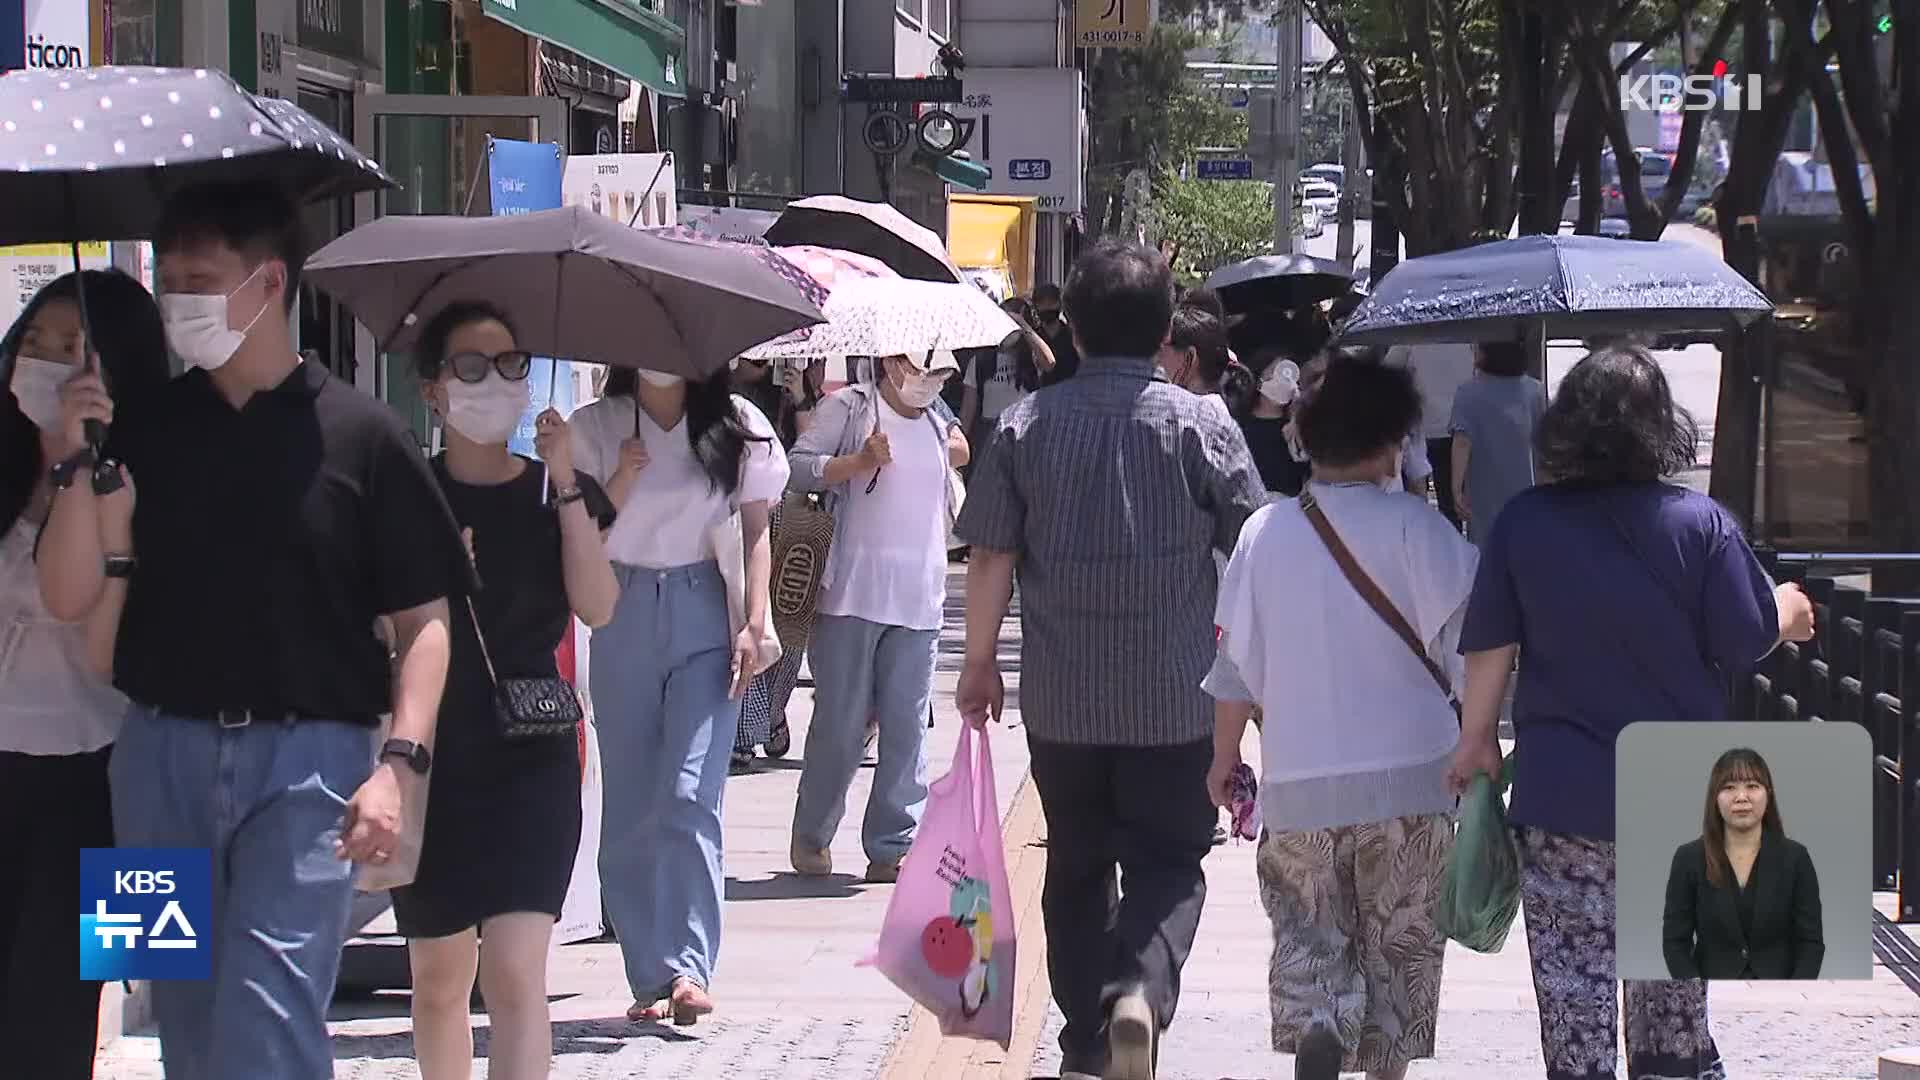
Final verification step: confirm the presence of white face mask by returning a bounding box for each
[10,355,69,431]
[637,368,684,388]
[443,373,530,445]
[160,263,271,373]
[891,367,944,409]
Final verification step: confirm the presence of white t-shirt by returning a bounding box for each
[568,392,790,568]
[1382,432,1433,494]
[816,399,950,630]
[1215,482,1478,786]
[962,345,1027,422]
[1386,343,1478,440]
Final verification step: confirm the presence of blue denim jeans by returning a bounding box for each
[109,704,374,1080]
[590,561,737,997]
[791,613,936,866]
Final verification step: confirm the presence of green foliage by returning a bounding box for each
[1150,171,1275,278]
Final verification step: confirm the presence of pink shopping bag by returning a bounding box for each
[865,722,1016,1048]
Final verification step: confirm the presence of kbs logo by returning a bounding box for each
[79,848,213,981]
[1619,72,1766,112]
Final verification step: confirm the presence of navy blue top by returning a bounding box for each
[1460,482,1780,840]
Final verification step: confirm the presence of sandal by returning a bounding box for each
[670,975,714,1026]
[626,997,672,1023]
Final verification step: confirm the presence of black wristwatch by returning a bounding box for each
[49,449,96,491]
[103,554,137,579]
[552,484,585,508]
[380,738,433,776]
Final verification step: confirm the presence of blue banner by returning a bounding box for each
[486,137,569,456]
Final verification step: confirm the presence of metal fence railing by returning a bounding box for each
[1740,553,1920,922]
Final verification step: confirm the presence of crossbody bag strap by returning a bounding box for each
[1299,488,1455,704]
[463,595,499,687]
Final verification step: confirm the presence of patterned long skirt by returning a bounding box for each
[1256,812,1452,1073]
[1515,827,1725,1080]
[735,647,804,752]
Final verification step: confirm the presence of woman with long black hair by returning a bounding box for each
[567,362,788,1026]
[1,270,168,1078]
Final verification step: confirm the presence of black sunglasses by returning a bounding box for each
[442,350,534,384]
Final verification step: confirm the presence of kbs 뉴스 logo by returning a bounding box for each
[79,848,213,981]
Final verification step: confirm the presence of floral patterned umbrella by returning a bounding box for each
[740,275,1019,361]
[642,226,831,313]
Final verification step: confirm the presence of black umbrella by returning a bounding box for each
[1336,234,1771,345]
[1204,253,1353,314]
[762,196,965,284]
[0,66,394,473]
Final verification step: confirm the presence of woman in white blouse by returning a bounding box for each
[1204,355,1478,1080]
[3,271,166,1078]
[568,365,789,1026]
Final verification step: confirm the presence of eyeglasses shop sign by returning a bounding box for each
[944,68,1085,214]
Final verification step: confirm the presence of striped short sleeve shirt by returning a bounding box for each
[954,356,1268,747]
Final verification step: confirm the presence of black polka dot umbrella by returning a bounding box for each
[0,66,394,474]
[0,65,395,244]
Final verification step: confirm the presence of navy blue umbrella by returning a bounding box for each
[1337,234,1771,345]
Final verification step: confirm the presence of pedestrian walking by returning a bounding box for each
[1,270,167,1080]
[1205,356,1478,1080]
[1237,348,1311,497]
[958,298,1049,478]
[787,350,969,883]
[1030,284,1080,384]
[1447,345,1817,1080]
[37,182,475,1080]
[1159,305,1255,407]
[567,363,788,1025]
[954,239,1266,1080]
[729,357,821,770]
[1384,342,1476,529]
[1446,340,1546,544]
[394,301,620,1080]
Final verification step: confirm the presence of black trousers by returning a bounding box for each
[1027,735,1215,1074]
[0,746,115,1080]
[1427,436,1461,529]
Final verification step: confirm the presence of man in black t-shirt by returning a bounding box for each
[39,183,474,1078]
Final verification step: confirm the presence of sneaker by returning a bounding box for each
[1293,1023,1343,1080]
[864,859,903,884]
[790,840,832,877]
[1107,990,1156,1080]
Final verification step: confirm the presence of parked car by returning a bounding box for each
[1299,204,1325,238]
[1301,179,1340,220]
[1302,163,1372,219]
[1602,150,1674,216]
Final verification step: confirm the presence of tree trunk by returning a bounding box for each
[1510,3,1561,235]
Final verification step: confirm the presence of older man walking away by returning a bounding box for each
[953,240,1267,1080]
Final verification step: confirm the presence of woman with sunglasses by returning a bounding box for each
[395,301,620,1080]
[566,358,787,1026]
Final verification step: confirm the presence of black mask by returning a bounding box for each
[1036,309,1061,324]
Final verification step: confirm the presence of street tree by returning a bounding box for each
[1151,176,1278,278]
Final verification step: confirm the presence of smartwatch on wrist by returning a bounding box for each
[380,738,433,776]
[48,449,97,491]
[552,484,585,507]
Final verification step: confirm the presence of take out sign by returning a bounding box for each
[1075,0,1154,49]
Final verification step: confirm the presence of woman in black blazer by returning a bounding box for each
[1663,747,1824,980]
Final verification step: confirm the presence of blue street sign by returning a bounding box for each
[1196,159,1254,181]
[1008,158,1052,181]
[1227,88,1251,109]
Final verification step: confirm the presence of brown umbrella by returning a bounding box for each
[763,195,965,284]
[303,205,825,378]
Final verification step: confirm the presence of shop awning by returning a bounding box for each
[482,0,686,98]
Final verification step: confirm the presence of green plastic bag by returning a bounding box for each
[1436,755,1520,954]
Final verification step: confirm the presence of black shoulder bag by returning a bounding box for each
[466,596,584,738]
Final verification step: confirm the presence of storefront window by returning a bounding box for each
[734,0,799,196]
[107,0,183,67]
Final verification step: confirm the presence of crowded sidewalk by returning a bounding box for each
[73,562,1920,1080]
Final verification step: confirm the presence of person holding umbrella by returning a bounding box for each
[1,270,166,1080]
[37,183,476,1079]
[395,301,621,1080]
[787,349,969,884]
[566,362,790,1026]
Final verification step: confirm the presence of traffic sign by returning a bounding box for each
[1196,159,1254,181]
[842,75,963,104]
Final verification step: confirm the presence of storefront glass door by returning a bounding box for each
[351,95,567,445]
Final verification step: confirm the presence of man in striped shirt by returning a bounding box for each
[954,239,1266,1080]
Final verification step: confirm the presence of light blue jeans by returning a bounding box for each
[791,613,936,865]
[591,561,737,998]
[109,704,373,1080]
